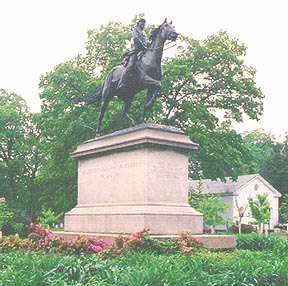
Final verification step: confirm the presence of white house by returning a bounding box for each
[189,174,282,230]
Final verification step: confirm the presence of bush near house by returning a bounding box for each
[248,194,270,233]
[37,209,63,229]
[229,223,256,234]
[237,233,288,252]
[189,193,228,232]
[0,202,13,231]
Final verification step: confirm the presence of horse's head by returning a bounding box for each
[150,18,179,42]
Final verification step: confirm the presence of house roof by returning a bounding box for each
[189,174,282,197]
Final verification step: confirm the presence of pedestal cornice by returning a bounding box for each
[70,123,199,159]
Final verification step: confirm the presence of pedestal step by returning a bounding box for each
[65,204,203,234]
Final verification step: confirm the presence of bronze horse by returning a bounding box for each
[87,19,179,133]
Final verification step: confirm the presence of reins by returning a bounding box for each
[146,41,177,51]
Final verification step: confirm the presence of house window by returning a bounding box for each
[254,184,259,191]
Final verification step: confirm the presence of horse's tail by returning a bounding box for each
[83,84,103,105]
[72,84,103,105]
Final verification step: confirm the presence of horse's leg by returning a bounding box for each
[144,88,156,110]
[142,75,161,110]
[139,88,154,123]
[122,96,135,125]
[96,83,112,134]
[96,99,109,135]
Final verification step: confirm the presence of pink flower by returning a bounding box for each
[89,244,102,253]
[46,231,54,239]
[98,240,108,248]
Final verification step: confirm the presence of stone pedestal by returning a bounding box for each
[64,123,203,235]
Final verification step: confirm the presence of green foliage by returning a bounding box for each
[241,130,275,174]
[229,223,256,234]
[237,233,288,252]
[8,222,25,237]
[0,202,13,229]
[258,136,288,224]
[240,130,288,223]
[260,136,288,196]
[0,89,43,220]
[0,250,288,285]
[189,192,228,229]
[160,32,264,180]
[248,194,270,229]
[280,193,288,223]
[123,236,180,255]
[37,63,95,213]
[241,130,288,197]
[38,209,63,229]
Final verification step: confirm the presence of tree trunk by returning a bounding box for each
[239,218,242,234]
[258,223,263,233]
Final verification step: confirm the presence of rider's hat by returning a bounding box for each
[137,18,146,25]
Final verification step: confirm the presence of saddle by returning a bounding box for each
[122,49,144,67]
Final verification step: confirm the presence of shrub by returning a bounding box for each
[0,236,29,252]
[1,250,288,286]
[189,192,228,233]
[248,194,270,233]
[229,223,256,234]
[1,226,204,257]
[0,202,13,230]
[28,224,109,255]
[237,233,288,252]
[176,232,204,254]
[38,208,63,229]
[0,224,109,255]
[101,229,168,258]
[101,230,204,258]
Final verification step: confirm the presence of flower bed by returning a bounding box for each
[0,224,203,257]
[1,228,288,285]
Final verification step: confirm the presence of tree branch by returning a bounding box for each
[164,79,192,122]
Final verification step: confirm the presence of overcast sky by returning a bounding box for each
[0,0,287,136]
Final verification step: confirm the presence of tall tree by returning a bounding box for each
[248,194,270,233]
[0,89,42,220]
[260,136,288,195]
[279,193,288,223]
[189,192,227,233]
[240,130,275,175]
[241,130,288,224]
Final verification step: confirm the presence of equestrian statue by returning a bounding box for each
[84,18,179,133]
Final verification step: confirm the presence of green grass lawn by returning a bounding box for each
[0,249,288,286]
